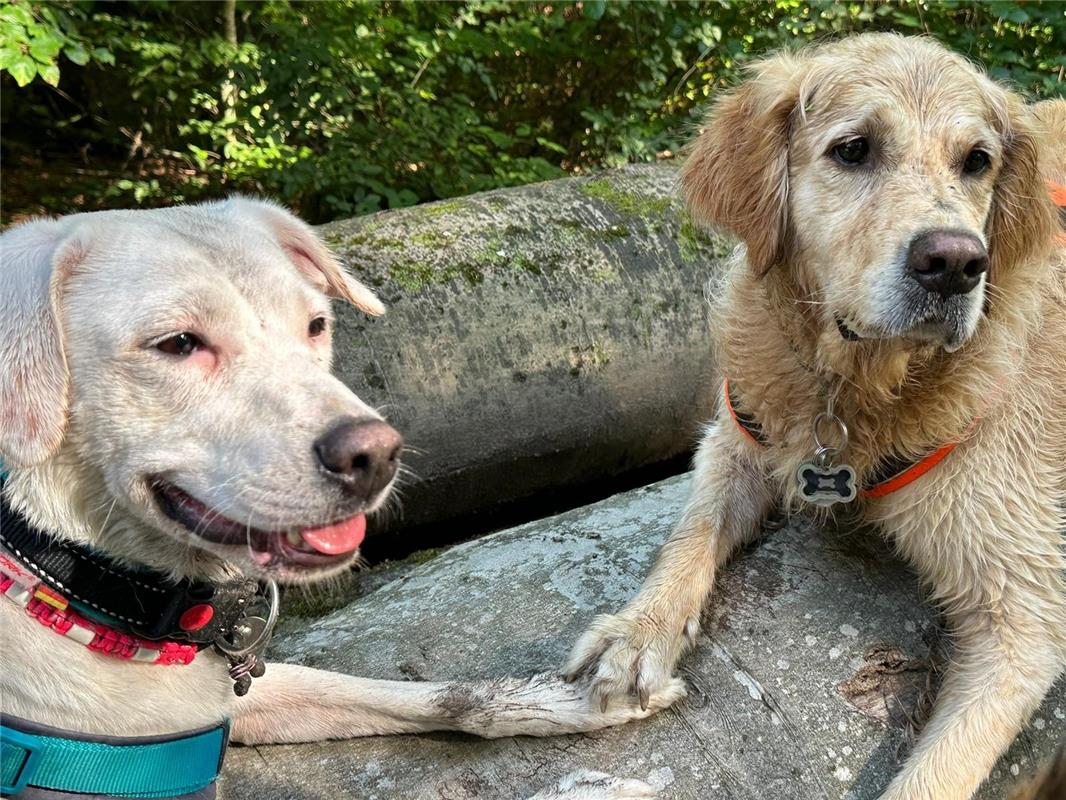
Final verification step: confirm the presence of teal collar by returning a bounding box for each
[1,714,228,798]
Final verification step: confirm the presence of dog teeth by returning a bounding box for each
[286,530,302,546]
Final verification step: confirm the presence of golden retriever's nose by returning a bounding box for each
[314,417,402,500]
[906,230,989,298]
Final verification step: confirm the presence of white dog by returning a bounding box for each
[0,198,682,799]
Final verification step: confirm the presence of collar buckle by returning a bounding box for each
[1,726,44,795]
[136,576,263,646]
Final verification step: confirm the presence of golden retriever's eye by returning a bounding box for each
[962,149,990,176]
[832,137,870,166]
[155,332,203,356]
[308,316,327,337]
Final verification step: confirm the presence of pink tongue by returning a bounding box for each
[300,514,367,555]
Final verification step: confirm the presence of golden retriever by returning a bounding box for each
[566,34,1066,800]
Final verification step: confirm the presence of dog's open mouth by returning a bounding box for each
[153,481,365,569]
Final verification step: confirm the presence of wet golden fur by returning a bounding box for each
[567,35,1066,800]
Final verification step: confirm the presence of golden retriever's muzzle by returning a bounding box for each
[863,227,990,350]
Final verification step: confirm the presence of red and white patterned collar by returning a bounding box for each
[0,548,199,665]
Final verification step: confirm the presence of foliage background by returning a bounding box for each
[2,0,1064,225]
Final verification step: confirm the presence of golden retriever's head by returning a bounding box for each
[683,34,1057,353]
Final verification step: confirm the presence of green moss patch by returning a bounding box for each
[580,179,672,219]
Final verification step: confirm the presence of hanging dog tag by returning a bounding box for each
[797,461,857,506]
[215,579,278,695]
[227,650,267,696]
[797,406,857,507]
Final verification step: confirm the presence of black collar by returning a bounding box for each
[0,487,264,648]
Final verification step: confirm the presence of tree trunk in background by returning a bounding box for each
[223,0,237,45]
[221,0,238,153]
[316,163,730,551]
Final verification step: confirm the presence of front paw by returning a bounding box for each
[528,770,657,800]
[564,608,698,711]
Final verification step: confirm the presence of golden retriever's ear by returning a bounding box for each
[986,96,1058,280]
[0,220,86,466]
[231,197,385,317]
[681,52,808,276]
[1030,99,1066,185]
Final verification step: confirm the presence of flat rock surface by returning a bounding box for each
[222,475,1065,799]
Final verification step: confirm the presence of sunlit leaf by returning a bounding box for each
[0,46,20,70]
[39,61,59,85]
[8,56,36,86]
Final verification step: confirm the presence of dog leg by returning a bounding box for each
[564,420,773,710]
[230,663,685,744]
[878,492,1066,800]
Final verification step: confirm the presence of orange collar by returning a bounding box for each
[724,380,972,500]
[1051,180,1066,246]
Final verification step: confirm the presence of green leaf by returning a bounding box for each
[7,56,36,86]
[64,43,89,66]
[28,33,63,63]
[91,47,115,66]
[0,4,34,27]
[0,46,20,70]
[39,61,59,85]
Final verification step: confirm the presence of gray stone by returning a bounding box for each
[319,164,730,538]
[221,475,1065,799]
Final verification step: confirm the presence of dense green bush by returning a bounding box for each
[2,0,1063,223]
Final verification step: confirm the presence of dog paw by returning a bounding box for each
[527,770,657,800]
[564,608,698,711]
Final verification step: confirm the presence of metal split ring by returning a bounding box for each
[213,578,279,658]
[812,445,838,469]
[228,654,257,680]
[812,411,849,454]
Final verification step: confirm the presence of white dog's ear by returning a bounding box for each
[681,52,808,276]
[233,198,385,317]
[0,220,87,466]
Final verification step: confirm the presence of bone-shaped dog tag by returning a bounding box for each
[797,462,857,506]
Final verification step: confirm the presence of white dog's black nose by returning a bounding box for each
[906,230,988,298]
[314,417,402,500]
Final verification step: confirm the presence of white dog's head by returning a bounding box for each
[1,197,399,583]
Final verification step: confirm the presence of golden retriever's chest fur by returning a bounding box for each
[715,246,1066,502]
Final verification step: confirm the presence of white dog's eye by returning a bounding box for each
[155,332,203,356]
[962,148,991,175]
[308,316,327,337]
[831,137,870,166]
